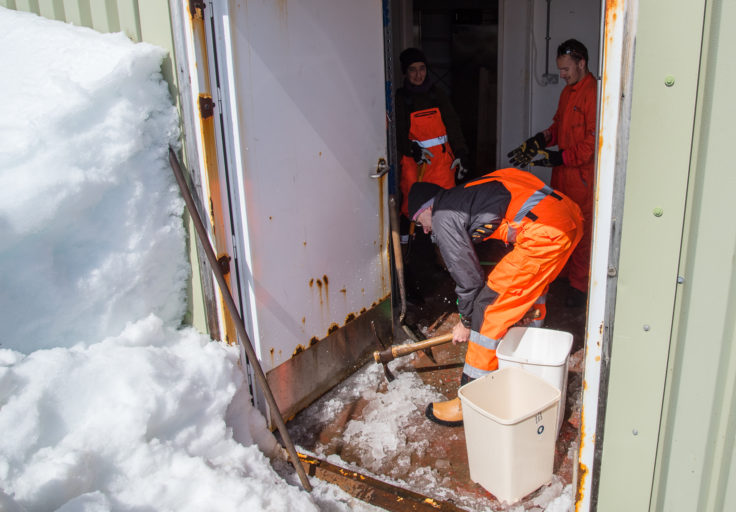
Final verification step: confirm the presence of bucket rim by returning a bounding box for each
[458,367,561,425]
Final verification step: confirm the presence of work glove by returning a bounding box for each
[451,157,468,181]
[411,142,434,165]
[531,149,564,167]
[507,132,547,167]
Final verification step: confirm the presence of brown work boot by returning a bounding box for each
[425,397,463,427]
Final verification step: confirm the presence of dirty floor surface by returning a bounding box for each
[286,239,587,511]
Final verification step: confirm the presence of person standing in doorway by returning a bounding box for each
[396,47,470,217]
[395,47,470,300]
[507,39,597,308]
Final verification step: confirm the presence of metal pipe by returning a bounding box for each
[168,147,312,492]
[545,0,552,76]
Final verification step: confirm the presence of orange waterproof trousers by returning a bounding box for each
[464,192,583,377]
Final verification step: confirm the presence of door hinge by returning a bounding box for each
[199,95,215,119]
[189,0,206,17]
[217,254,231,276]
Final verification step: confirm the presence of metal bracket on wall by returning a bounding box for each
[189,0,206,17]
[198,95,215,119]
[217,254,231,276]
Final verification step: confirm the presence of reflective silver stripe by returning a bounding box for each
[469,330,500,350]
[412,135,448,148]
[513,185,554,223]
[528,318,545,328]
[463,362,492,379]
[535,293,547,304]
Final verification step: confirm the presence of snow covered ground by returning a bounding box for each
[0,8,379,511]
[0,7,574,512]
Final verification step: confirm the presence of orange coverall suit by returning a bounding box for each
[399,108,456,216]
[546,72,597,294]
[429,169,583,378]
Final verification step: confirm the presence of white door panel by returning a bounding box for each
[211,0,389,376]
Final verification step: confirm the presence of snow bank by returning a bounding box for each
[0,8,380,511]
[0,8,187,353]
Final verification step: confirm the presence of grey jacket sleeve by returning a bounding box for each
[432,209,484,323]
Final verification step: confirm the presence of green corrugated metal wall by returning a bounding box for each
[599,0,736,510]
[1,0,209,335]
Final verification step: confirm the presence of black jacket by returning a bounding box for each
[431,180,512,325]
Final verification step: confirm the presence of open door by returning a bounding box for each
[199,1,391,421]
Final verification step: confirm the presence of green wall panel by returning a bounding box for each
[597,0,707,509]
[651,0,736,510]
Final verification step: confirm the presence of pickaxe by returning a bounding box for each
[373,332,453,382]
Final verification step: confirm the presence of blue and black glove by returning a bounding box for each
[531,149,564,167]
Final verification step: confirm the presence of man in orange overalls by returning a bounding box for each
[408,169,583,426]
[508,39,597,308]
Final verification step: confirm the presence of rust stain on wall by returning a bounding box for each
[273,0,288,26]
[575,407,588,510]
[322,275,330,310]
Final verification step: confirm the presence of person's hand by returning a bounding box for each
[507,132,547,167]
[411,142,434,165]
[451,157,468,180]
[531,149,564,167]
[452,321,471,344]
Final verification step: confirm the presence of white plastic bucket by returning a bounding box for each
[496,326,573,435]
[458,367,560,504]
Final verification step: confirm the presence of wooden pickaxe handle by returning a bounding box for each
[373,332,454,365]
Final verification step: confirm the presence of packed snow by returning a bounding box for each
[0,6,575,512]
[0,8,379,511]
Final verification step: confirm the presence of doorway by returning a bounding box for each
[394,1,499,178]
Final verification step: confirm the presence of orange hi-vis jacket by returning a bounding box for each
[429,169,583,378]
[547,71,597,293]
[399,107,456,216]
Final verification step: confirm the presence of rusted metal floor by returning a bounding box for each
[286,239,586,510]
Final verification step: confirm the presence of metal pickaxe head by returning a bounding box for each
[373,348,396,382]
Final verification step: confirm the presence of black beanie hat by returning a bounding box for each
[408,182,443,220]
[399,47,428,74]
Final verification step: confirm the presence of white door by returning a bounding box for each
[206,0,391,418]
